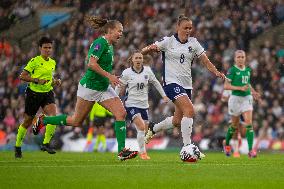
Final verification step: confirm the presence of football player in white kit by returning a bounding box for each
[141,15,225,161]
[115,52,169,160]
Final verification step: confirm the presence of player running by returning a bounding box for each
[115,52,169,160]
[141,14,225,160]
[223,50,261,158]
[32,16,138,161]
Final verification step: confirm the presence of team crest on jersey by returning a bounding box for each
[174,87,181,93]
[188,46,192,52]
[94,44,101,51]
[144,75,149,80]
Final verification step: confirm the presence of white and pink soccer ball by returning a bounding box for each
[180,144,205,162]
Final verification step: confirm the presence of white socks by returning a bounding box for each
[153,116,174,133]
[181,117,193,146]
[137,129,145,153]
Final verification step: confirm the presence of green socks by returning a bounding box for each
[114,121,126,152]
[43,114,67,126]
[15,124,27,147]
[43,124,56,144]
[246,125,254,151]
[225,125,236,145]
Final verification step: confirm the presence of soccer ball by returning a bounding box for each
[180,144,202,162]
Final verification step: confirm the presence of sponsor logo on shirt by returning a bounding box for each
[236,72,240,75]
[94,44,101,51]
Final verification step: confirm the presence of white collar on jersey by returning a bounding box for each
[174,33,188,44]
[131,66,144,74]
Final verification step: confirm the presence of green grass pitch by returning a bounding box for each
[0,151,283,189]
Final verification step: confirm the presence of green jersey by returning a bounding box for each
[80,37,114,91]
[226,65,251,96]
[24,55,56,92]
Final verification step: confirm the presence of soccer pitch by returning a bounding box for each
[0,151,283,189]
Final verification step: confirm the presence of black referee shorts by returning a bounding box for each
[24,87,55,117]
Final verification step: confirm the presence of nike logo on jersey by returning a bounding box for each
[236,72,240,75]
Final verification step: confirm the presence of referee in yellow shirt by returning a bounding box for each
[15,37,61,158]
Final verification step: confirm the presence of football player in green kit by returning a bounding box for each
[15,37,61,158]
[32,16,138,160]
[223,50,260,158]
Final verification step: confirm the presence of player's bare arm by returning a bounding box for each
[199,53,225,80]
[141,44,160,55]
[249,84,261,101]
[115,84,126,97]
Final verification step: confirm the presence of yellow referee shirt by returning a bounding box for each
[24,55,56,92]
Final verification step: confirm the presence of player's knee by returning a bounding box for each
[183,108,194,117]
[114,109,126,120]
[244,121,252,126]
[172,119,181,127]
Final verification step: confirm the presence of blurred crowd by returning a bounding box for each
[0,0,283,149]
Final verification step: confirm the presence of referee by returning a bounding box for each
[15,37,61,158]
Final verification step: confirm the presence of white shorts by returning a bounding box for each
[228,95,253,116]
[77,84,118,102]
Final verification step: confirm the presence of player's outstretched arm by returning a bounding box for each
[141,44,160,55]
[199,53,225,80]
[115,85,126,97]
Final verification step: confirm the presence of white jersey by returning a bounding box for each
[155,34,205,89]
[116,66,166,109]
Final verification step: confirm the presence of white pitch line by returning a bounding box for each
[0,163,262,168]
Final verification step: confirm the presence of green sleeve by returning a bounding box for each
[226,67,234,81]
[89,38,106,59]
[24,58,36,73]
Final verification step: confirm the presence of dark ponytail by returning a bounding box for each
[85,15,121,34]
